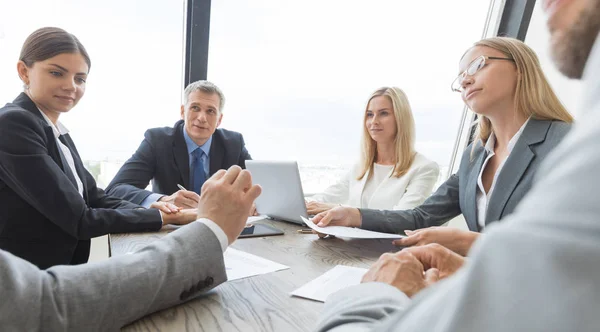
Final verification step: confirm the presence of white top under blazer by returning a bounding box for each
[310,152,440,210]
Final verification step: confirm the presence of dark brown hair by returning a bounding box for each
[19,27,91,70]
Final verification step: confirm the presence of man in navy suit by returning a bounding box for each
[106,80,252,209]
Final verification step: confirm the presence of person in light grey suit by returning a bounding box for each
[314,37,574,257]
[316,1,600,331]
[0,165,261,331]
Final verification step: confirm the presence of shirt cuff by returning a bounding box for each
[140,193,164,208]
[197,218,228,252]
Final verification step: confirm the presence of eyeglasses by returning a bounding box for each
[451,55,514,92]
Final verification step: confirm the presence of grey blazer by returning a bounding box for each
[0,222,226,331]
[360,119,571,233]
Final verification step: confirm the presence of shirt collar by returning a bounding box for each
[183,127,212,156]
[484,117,530,154]
[38,109,70,138]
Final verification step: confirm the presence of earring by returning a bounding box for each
[23,83,29,90]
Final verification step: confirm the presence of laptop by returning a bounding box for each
[245,160,309,225]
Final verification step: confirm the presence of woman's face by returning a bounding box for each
[18,52,88,116]
[458,46,518,117]
[365,95,397,144]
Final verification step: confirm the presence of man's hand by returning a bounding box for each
[159,190,200,209]
[249,203,258,216]
[392,227,479,256]
[361,251,439,297]
[403,243,466,279]
[306,201,338,215]
[312,206,362,228]
[197,165,262,245]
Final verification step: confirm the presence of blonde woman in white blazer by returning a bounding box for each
[307,87,439,214]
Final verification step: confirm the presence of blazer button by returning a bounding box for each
[179,289,190,301]
[204,276,214,287]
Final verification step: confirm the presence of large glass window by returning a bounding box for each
[207,0,493,193]
[0,0,185,187]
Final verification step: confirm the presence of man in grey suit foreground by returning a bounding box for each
[316,1,600,331]
[0,166,260,331]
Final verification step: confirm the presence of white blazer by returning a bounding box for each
[310,153,439,210]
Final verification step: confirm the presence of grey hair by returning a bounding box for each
[183,80,225,113]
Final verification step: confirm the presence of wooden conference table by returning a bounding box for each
[109,219,398,332]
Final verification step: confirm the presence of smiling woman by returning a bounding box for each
[307,87,440,215]
[0,27,199,269]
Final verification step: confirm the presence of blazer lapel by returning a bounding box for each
[485,120,551,224]
[173,123,191,189]
[464,146,486,232]
[43,126,66,169]
[13,93,75,186]
[209,133,224,176]
[354,167,371,206]
[61,134,90,202]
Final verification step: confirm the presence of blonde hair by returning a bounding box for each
[357,87,416,180]
[468,37,573,145]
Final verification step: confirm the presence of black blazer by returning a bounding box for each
[106,120,252,204]
[0,93,162,269]
[360,119,572,233]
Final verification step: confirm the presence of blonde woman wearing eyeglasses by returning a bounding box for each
[306,87,439,215]
[312,37,573,256]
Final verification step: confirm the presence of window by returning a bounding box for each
[207,0,494,193]
[525,0,583,117]
[0,0,185,187]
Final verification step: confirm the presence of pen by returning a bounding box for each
[297,229,314,234]
[177,184,186,191]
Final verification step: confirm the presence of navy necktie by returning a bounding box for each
[191,148,206,194]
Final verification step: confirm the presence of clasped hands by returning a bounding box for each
[361,243,465,297]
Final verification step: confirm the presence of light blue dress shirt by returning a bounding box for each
[140,129,212,207]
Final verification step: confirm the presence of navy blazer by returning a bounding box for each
[360,119,572,233]
[0,93,162,269]
[106,120,252,204]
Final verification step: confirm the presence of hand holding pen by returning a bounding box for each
[157,184,201,209]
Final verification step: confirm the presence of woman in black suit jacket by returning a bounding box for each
[0,27,197,269]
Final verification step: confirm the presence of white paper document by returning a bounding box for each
[224,248,289,281]
[301,216,405,239]
[291,265,368,302]
[246,215,270,224]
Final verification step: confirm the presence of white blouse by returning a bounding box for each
[361,163,394,207]
[476,119,529,228]
[310,152,440,210]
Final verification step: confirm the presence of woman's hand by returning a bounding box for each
[159,209,199,226]
[150,201,180,214]
[306,201,338,215]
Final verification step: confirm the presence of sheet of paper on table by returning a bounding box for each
[291,265,368,302]
[246,215,270,224]
[224,248,289,281]
[301,216,405,239]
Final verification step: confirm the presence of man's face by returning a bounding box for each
[545,0,600,78]
[181,90,223,146]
